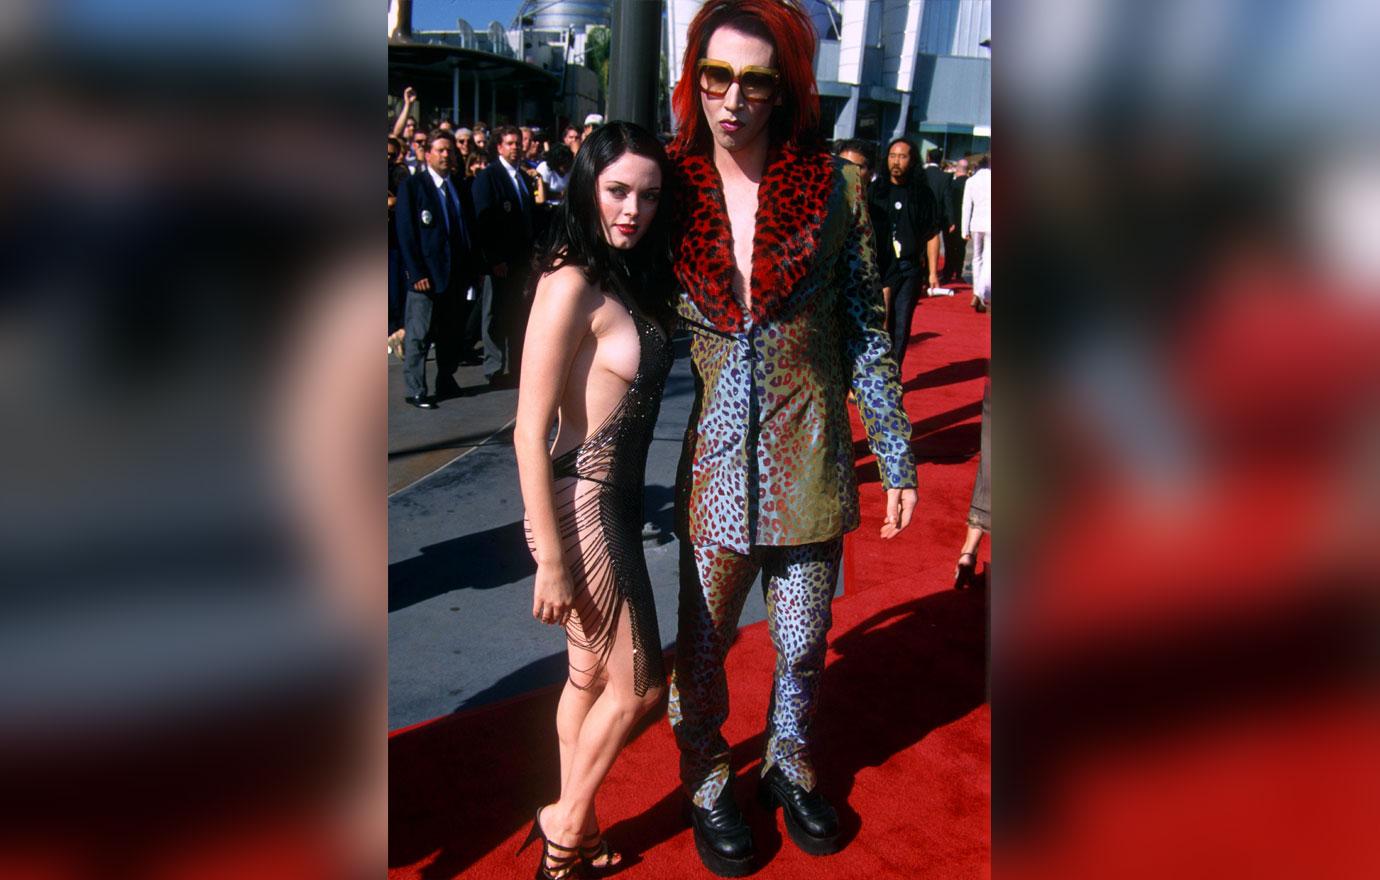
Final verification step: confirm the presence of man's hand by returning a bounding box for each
[493,262,509,278]
[412,278,432,292]
[880,487,917,539]
[403,85,416,105]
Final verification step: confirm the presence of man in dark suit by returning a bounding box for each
[394,129,478,408]
[471,125,536,387]
[941,156,969,284]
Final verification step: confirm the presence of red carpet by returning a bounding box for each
[389,288,991,879]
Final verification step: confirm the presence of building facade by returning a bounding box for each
[667,0,991,156]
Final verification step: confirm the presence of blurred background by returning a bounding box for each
[0,0,1376,878]
[997,0,1380,877]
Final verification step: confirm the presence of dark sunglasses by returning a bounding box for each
[696,58,780,102]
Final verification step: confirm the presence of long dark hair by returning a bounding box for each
[530,121,676,325]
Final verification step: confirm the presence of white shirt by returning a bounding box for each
[426,165,455,227]
[962,168,991,237]
[498,156,527,199]
[536,161,569,203]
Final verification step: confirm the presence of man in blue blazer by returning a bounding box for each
[395,129,478,407]
[470,125,536,387]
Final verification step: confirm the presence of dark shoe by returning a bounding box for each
[516,807,581,880]
[954,551,977,590]
[972,295,988,313]
[757,766,840,856]
[404,395,436,409]
[486,373,516,390]
[579,828,624,877]
[685,791,754,877]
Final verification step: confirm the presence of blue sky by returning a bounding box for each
[413,0,526,30]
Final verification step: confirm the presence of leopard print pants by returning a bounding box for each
[668,539,842,807]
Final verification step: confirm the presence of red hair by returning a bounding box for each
[671,0,820,154]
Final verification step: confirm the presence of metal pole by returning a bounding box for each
[606,0,662,129]
[473,76,480,126]
[452,63,460,124]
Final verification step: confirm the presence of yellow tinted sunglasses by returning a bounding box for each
[696,59,781,102]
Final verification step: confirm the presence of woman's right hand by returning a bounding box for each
[532,561,574,627]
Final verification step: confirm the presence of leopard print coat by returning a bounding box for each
[670,143,917,552]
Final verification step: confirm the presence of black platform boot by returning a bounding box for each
[686,789,755,877]
[757,766,841,855]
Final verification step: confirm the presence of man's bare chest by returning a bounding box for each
[722,186,760,307]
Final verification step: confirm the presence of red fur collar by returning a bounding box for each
[671,142,836,332]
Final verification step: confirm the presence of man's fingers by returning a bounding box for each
[899,491,916,530]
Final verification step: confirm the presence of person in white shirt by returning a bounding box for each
[535,144,574,206]
[962,153,992,311]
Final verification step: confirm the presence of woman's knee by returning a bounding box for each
[636,685,667,718]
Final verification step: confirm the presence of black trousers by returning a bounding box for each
[942,227,967,281]
[482,269,531,380]
[886,267,924,370]
[403,288,460,398]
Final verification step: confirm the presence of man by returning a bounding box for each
[870,137,942,369]
[665,2,918,874]
[454,127,474,162]
[962,152,991,311]
[921,147,954,278]
[407,129,428,175]
[394,129,478,407]
[833,137,874,189]
[561,123,582,155]
[941,156,970,284]
[581,112,603,141]
[471,125,536,387]
[535,143,574,207]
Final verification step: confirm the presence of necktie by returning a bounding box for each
[444,178,467,248]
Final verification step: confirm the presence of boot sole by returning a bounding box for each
[685,802,755,877]
[758,784,841,856]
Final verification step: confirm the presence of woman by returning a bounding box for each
[464,151,488,180]
[514,122,675,880]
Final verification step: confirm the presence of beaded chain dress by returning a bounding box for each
[527,293,673,697]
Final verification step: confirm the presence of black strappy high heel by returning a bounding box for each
[580,828,624,876]
[516,808,582,880]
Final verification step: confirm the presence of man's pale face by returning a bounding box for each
[699,26,776,155]
[497,133,520,163]
[955,159,969,177]
[426,137,454,174]
[455,133,472,156]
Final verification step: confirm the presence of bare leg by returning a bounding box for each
[543,609,664,862]
[555,671,601,794]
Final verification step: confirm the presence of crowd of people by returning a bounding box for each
[387,84,603,407]
[387,86,990,410]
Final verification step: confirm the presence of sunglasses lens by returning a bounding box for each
[698,63,733,96]
[740,72,776,101]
